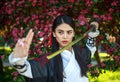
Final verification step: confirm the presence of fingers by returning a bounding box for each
[18,39,24,46]
[14,39,28,58]
[15,39,26,50]
[26,29,33,41]
[15,39,24,48]
[90,21,99,29]
[13,29,34,58]
[28,31,34,45]
[25,29,34,45]
[15,29,34,50]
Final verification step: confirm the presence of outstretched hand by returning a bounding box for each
[88,21,100,38]
[13,29,34,58]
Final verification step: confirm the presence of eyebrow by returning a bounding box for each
[57,29,73,32]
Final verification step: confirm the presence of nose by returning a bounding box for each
[63,33,67,39]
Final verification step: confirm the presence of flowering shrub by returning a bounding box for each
[0,0,120,81]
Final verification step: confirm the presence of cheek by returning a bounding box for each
[70,37,74,41]
[70,34,74,40]
[55,35,62,41]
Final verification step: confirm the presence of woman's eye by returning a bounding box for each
[68,31,72,34]
[58,31,63,34]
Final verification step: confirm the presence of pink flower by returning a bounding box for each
[106,14,112,22]
[38,32,44,37]
[80,20,85,25]
[32,15,38,21]
[111,1,117,6]
[16,17,20,21]
[12,28,18,38]
[78,15,86,25]
[18,1,24,5]
[68,0,74,3]
[87,64,92,69]
[19,29,25,37]
[23,18,28,23]
[50,0,58,4]
[37,49,42,54]
[100,62,106,68]
[14,37,18,42]
[44,27,48,32]
[5,2,8,5]
[100,15,107,20]
[32,0,37,7]
[109,8,114,12]
[12,0,16,5]
[113,55,119,61]
[78,15,86,20]
[0,55,5,60]
[35,20,39,25]
[8,9,13,14]
[81,9,88,14]
[116,43,120,48]
[93,14,99,18]
[11,71,19,77]
[107,49,111,55]
[16,20,20,25]
[86,0,93,7]
[13,77,17,81]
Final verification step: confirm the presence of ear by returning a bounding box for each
[53,32,56,37]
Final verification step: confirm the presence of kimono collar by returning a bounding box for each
[61,48,74,59]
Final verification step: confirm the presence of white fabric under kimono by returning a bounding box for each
[61,49,89,82]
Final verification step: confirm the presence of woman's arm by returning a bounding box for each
[9,29,34,78]
[86,21,100,55]
[84,22,100,65]
[9,53,50,79]
[9,52,33,78]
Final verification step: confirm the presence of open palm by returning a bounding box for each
[13,29,34,58]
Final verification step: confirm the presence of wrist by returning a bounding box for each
[13,63,26,69]
[9,52,27,65]
[86,36,96,47]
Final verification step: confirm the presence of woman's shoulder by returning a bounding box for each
[73,44,91,61]
[73,44,89,51]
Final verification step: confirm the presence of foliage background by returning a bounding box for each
[0,0,120,81]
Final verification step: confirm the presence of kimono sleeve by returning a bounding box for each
[81,46,92,65]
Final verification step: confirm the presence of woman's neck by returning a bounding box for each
[60,47,72,52]
[67,47,72,52]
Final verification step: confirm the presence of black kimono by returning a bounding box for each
[24,45,91,82]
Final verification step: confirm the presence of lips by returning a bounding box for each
[62,41,68,44]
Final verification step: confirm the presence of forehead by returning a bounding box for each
[56,23,74,31]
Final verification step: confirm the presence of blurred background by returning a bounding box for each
[0,0,120,82]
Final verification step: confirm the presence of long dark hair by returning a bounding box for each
[51,15,86,80]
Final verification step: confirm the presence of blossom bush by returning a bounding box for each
[0,0,120,81]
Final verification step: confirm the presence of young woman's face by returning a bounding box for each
[53,23,75,48]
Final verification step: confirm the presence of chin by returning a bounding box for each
[61,44,68,47]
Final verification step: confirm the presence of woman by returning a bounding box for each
[9,15,99,82]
